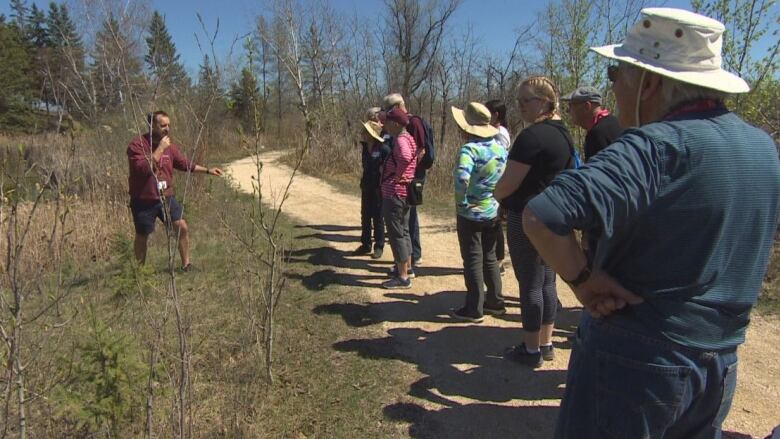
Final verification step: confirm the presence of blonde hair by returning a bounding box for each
[520,76,561,122]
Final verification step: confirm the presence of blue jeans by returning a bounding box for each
[555,314,738,439]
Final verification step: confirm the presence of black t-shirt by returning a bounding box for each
[502,119,573,212]
[584,114,622,161]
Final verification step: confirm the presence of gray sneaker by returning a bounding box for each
[371,247,383,259]
[382,277,412,290]
[449,307,484,323]
[541,344,555,361]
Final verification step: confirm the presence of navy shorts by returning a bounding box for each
[130,196,184,235]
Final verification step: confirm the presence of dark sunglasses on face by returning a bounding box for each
[607,65,619,83]
[518,96,542,105]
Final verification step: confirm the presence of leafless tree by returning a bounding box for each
[380,0,461,97]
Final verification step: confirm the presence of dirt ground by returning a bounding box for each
[227,151,779,438]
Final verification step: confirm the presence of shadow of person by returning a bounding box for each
[294,224,361,232]
[296,231,361,244]
[335,325,567,405]
[383,400,559,438]
[286,246,394,290]
[288,268,385,290]
[313,290,464,326]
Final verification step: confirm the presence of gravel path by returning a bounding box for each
[227,151,779,438]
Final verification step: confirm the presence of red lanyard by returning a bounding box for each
[663,99,723,120]
[591,108,611,129]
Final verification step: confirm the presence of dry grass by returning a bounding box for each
[760,240,780,313]
[0,124,416,438]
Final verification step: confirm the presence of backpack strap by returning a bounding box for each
[545,120,577,169]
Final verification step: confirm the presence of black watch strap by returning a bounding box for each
[565,264,592,288]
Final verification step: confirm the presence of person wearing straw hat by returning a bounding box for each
[520,8,780,437]
[354,118,390,259]
[448,102,508,322]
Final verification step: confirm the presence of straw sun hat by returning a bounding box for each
[591,8,749,93]
[362,120,384,142]
[451,102,499,138]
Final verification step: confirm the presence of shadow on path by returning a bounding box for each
[291,222,580,438]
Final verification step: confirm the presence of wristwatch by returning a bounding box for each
[565,264,592,288]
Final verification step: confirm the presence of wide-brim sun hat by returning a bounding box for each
[591,7,749,94]
[451,102,499,138]
[362,120,384,142]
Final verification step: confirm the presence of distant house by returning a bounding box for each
[30,100,65,115]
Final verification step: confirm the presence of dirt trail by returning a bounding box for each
[227,151,779,438]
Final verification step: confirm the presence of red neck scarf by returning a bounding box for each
[663,99,723,121]
[589,108,611,130]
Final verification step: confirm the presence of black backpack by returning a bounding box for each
[410,115,435,170]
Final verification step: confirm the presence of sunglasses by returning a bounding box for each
[518,96,542,105]
[607,65,619,83]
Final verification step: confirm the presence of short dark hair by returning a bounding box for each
[146,110,169,126]
[484,100,507,127]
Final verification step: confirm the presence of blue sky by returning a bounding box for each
[2,0,772,76]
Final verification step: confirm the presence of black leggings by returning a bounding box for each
[507,210,558,332]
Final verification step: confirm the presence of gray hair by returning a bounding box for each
[382,93,405,111]
[620,62,728,117]
[365,107,382,121]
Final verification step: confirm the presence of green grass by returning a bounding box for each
[19,172,417,437]
[758,244,780,315]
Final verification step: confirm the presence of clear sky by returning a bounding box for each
[2,0,772,76]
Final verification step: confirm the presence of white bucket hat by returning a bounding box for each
[591,8,749,94]
[451,103,499,138]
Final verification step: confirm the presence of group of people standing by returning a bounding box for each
[358,78,622,366]
[356,93,432,289]
[356,8,780,438]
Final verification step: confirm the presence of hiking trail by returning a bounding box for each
[227,151,779,438]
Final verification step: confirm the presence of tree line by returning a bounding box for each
[0,0,777,140]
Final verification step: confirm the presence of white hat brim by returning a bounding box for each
[591,44,750,94]
[451,107,499,138]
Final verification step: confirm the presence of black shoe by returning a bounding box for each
[388,267,415,279]
[353,244,372,255]
[504,343,543,368]
[371,247,383,259]
[483,304,507,316]
[449,307,484,323]
[180,263,194,273]
[541,344,555,361]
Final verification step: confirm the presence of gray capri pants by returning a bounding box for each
[382,195,412,263]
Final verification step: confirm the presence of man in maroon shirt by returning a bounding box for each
[127,111,223,270]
